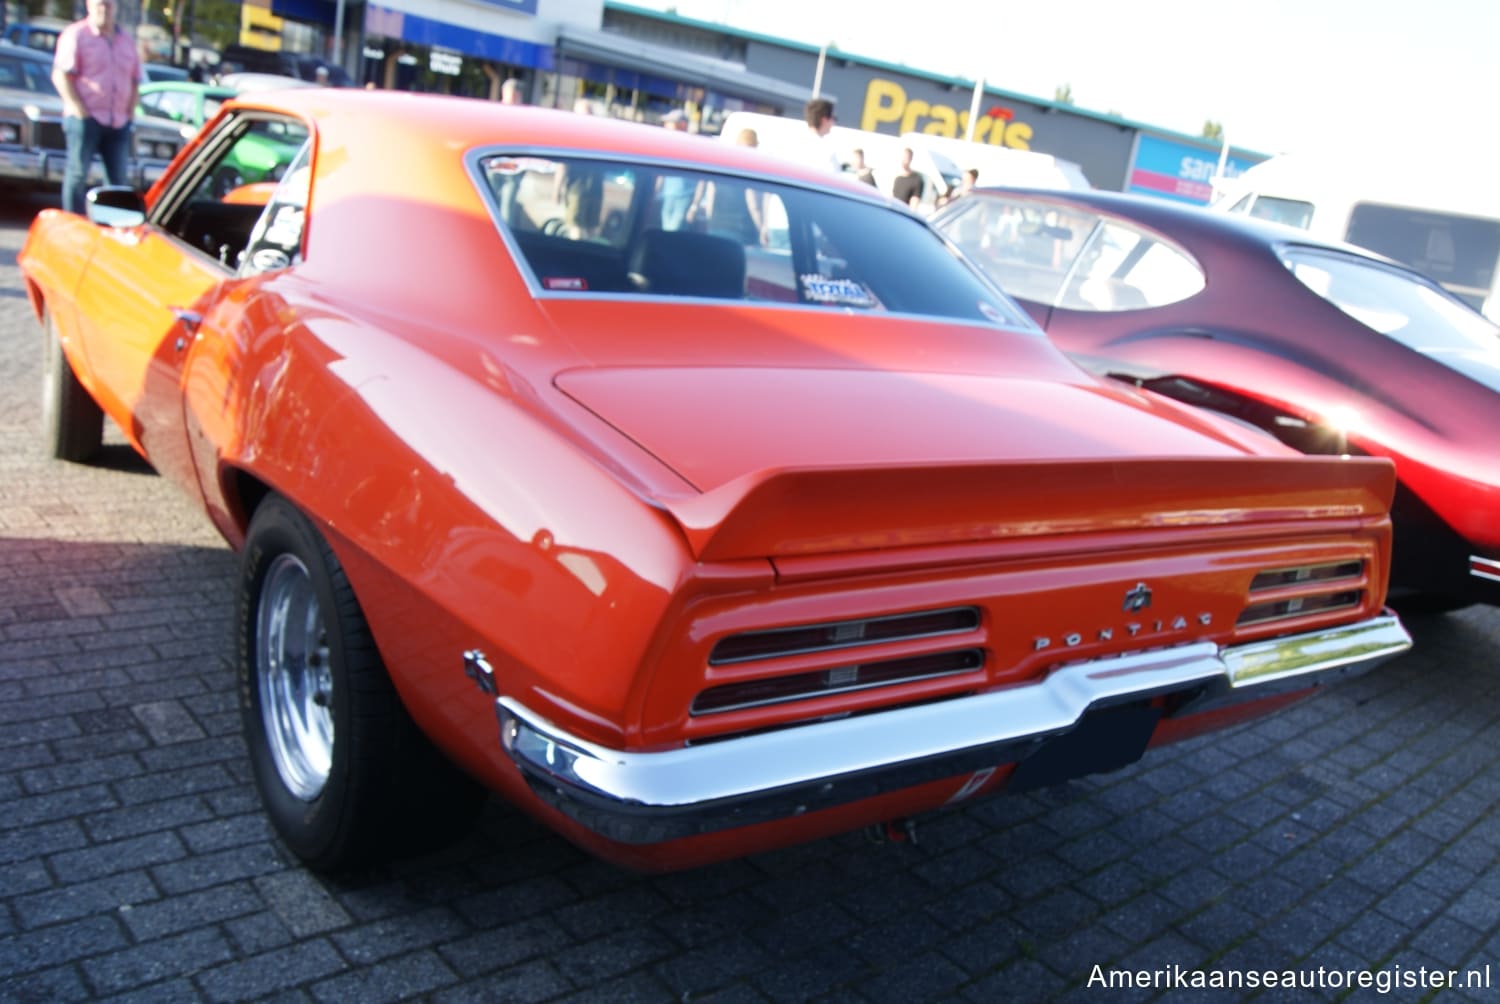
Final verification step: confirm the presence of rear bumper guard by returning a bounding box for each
[496,614,1410,845]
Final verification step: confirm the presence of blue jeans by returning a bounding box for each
[61,115,133,216]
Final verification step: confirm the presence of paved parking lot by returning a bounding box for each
[1,194,1498,1003]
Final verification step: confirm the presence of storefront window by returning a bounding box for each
[361,41,527,101]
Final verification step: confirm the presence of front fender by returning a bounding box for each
[19,208,106,337]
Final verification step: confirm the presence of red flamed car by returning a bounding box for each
[20,90,1410,872]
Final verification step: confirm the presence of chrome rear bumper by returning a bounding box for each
[496,614,1410,845]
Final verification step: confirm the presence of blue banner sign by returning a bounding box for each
[1128,133,1259,205]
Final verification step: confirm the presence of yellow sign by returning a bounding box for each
[239,1,284,50]
[860,78,1034,150]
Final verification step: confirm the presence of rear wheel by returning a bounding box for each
[238,494,483,872]
[41,312,103,462]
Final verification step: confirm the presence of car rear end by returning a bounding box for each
[386,132,1410,868]
[494,451,1405,868]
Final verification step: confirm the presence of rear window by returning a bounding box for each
[476,153,1034,328]
[1283,246,1500,359]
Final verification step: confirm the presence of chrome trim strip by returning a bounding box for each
[496,614,1409,844]
[1219,616,1412,690]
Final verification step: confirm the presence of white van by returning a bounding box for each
[1210,153,1500,321]
[900,132,1091,191]
[717,110,961,213]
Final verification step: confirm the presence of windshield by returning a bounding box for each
[0,52,58,95]
[476,153,1035,329]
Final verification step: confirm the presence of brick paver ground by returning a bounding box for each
[1,195,1497,1002]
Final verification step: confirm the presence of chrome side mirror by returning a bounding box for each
[86,186,147,228]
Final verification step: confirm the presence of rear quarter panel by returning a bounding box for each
[185,273,705,781]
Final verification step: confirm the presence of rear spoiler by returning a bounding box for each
[661,456,1396,562]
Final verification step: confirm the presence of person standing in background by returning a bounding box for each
[688,127,766,244]
[657,109,697,229]
[939,167,979,207]
[797,97,841,173]
[891,147,924,209]
[849,148,877,186]
[52,0,141,216]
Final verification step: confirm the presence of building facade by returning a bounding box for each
[230,0,1264,198]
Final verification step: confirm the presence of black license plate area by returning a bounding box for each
[1006,703,1161,793]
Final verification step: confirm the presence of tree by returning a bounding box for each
[1201,119,1224,142]
[1053,83,1074,105]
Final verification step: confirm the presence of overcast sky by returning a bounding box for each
[628,0,1499,160]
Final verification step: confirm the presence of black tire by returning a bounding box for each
[237,495,483,872]
[41,312,103,462]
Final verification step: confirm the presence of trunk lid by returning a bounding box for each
[555,365,1395,560]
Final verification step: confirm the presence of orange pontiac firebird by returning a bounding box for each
[20,89,1411,872]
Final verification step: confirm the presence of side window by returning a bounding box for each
[153,115,311,269]
[937,197,1095,306]
[142,90,193,122]
[1058,219,1204,311]
[1246,195,1315,230]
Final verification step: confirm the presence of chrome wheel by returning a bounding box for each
[257,552,334,801]
[239,494,485,870]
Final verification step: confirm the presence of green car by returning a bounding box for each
[138,81,305,195]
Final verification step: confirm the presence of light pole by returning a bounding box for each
[332,0,345,69]
[965,74,985,143]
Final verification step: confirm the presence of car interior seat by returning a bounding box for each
[628,228,746,298]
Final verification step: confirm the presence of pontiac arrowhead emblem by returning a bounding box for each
[1123,583,1152,613]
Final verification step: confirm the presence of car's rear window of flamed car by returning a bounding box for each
[479,153,1032,327]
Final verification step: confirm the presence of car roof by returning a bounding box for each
[967,186,1403,265]
[141,80,236,97]
[230,89,884,199]
[216,72,320,93]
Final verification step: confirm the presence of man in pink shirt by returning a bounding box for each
[51,0,142,215]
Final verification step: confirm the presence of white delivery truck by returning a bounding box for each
[1210,152,1500,321]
